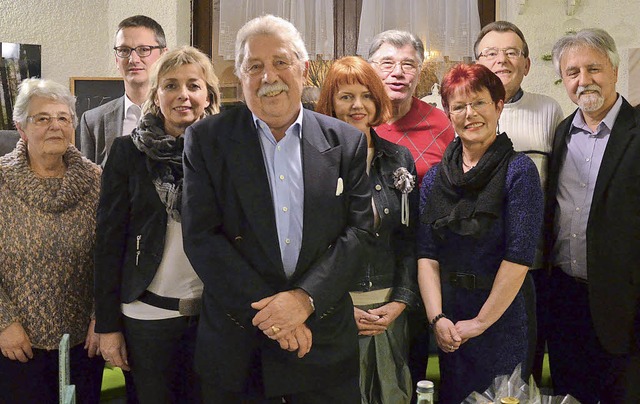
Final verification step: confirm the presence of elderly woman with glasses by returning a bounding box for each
[417,63,543,403]
[0,78,104,403]
[94,46,220,403]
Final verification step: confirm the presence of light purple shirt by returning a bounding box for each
[552,95,622,280]
[253,107,304,278]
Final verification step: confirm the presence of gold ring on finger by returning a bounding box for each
[271,325,281,334]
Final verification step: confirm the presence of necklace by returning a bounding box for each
[461,152,476,169]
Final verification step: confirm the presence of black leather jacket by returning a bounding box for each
[349,129,420,309]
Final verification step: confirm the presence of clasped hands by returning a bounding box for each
[433,317,486,353]
[0,319,100,363]
[251,289,314,358]
[354,301,406,336]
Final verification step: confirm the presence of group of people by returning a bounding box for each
[0,11,638,404]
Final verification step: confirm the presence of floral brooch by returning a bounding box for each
[393,167,415,226]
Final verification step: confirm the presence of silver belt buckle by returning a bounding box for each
[178,297,202,316]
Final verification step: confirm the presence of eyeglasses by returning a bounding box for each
[477,47,524,61]
[371,60,419,75]
[26,113,74,127]
[243,59,296,77]
[449,99,494,115]
[113,45,164,58]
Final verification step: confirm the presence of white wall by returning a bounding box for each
[510,0,640,115]
[2,0,637,117]
[0,0,191,88]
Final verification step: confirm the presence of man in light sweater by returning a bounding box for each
[474,20,564,385]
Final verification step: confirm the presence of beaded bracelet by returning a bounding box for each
[430,313,447,327]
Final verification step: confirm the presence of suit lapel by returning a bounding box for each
[591,99,637,208]
[103,97,124,148]
[225,107,283,274]
[294,110,342,276]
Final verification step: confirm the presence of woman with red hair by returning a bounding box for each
[417,63,542,403]
[317,56,419,404]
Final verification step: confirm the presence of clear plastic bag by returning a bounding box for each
[463,364,582,404]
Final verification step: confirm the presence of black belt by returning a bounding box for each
[138,290,201,316]
[443,272,494,290]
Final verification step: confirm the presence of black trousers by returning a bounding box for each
[0,342,104,404]
[200,374,360,404]
[547,269,640,404]
[123,315,201,404]
[406,310,429,404]
[529,268,550,385]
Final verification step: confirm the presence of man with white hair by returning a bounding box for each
[182,15,373,402]
[546,28,640,402]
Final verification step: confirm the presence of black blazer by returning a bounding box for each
[94,136,169,333]
[545,97,640,354]
[182,105,374,395]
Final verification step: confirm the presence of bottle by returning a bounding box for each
[416,380,434,404]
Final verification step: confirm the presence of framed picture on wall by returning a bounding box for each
[0,42,41,130]
[69,77,125,121]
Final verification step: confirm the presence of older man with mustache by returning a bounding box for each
[181,14,373,403]
[545,28,640,403]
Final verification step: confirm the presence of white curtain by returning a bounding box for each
[357,0,481,62]
[498,0,522,23]
[218,0,334,60]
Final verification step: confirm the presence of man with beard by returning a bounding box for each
[181,14,373,403]
[545,28,640,403]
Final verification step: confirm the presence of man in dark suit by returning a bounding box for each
[79,15,166,165]
[182,15,373,403]
[545,28,640,403]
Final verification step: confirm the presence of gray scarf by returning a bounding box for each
[131,113,184,222]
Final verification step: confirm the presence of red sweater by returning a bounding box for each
[375,97,455,185]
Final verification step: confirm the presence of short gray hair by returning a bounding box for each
[552,28,619,77]
[367,30,425,66]
[234,14,309,77]
[13,78,77,127]
[474,21,529,59]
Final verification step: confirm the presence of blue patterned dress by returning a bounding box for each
[417,153,543,404]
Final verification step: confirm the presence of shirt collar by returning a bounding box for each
[124,93,142,113]
[251,105,304,142]
[506,88,524,104]
[570,93,623,135]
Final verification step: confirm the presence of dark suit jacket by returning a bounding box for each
[182,105,374,395]
[93,135,169,333]
[79,96,124,166]
[545,97,640,355]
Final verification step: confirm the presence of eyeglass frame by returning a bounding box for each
[370,59,420,75]
[113,45,164,59]
[26,113,75,127]
[477,47,525,61]
[448,99,495,116]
